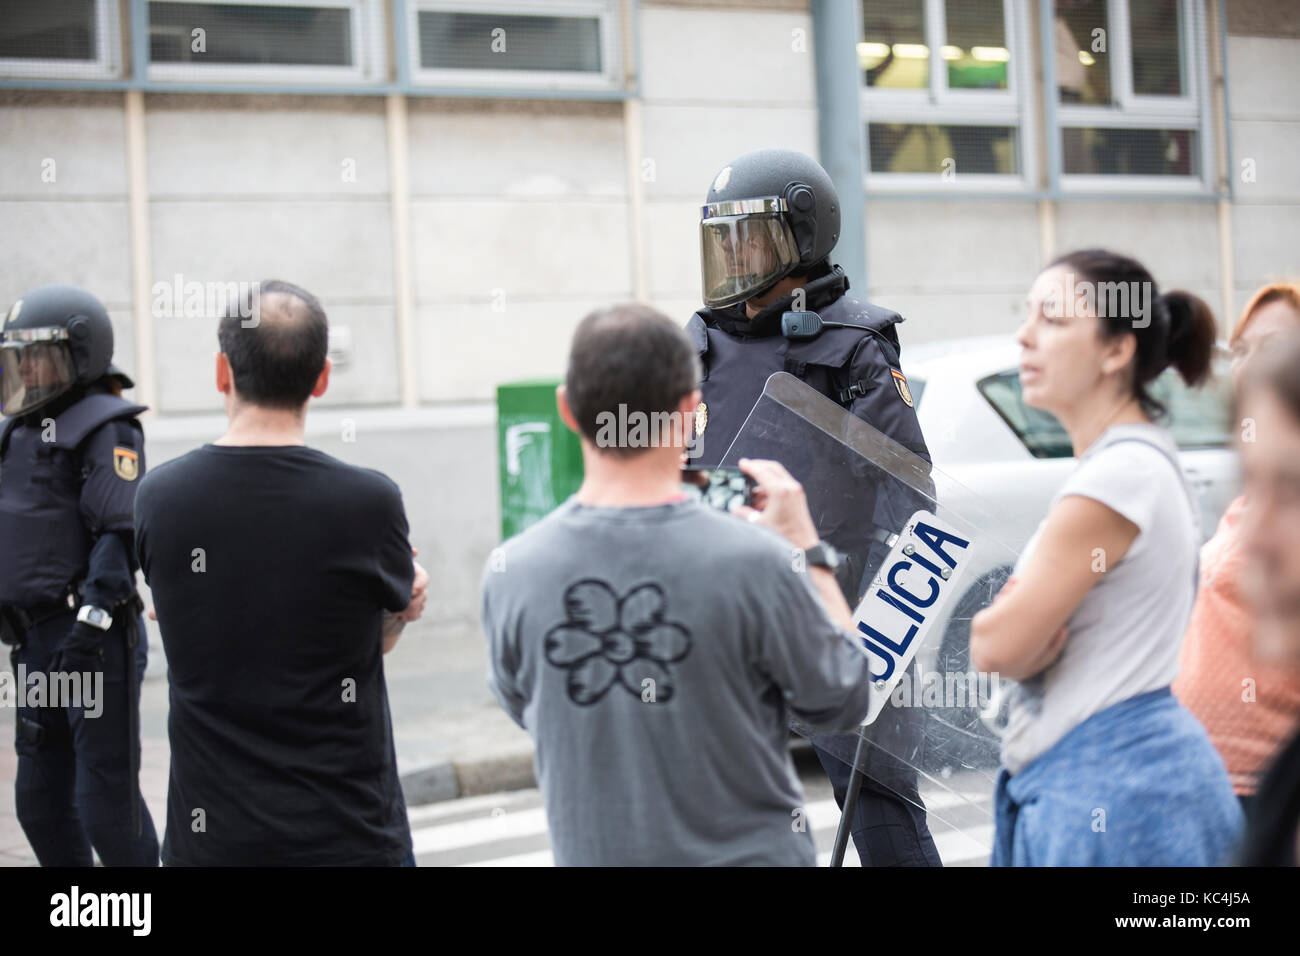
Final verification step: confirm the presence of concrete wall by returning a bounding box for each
[639,1,817,324]
[1225,33,1300,320]
[146,94,399,411]
[864,199,1040,344]
[406,97,631,401]
[0,91,137,378]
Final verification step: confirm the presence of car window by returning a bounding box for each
[976,370,1072,459]
[978,365,1233,459]
[1150,367,1231,449]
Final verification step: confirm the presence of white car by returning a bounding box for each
[894,336,1238,769]
[903,335,1238,550]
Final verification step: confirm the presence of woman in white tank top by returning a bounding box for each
[971,249,1243,866]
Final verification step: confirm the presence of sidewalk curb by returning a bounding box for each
[400,751,536,806]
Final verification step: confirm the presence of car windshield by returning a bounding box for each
[976,365,1231,459]
[977,371,1072,458]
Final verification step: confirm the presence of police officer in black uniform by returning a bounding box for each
[0,285,158,866]
[687,148,941,866]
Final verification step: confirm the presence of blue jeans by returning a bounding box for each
[992,688,1243,866]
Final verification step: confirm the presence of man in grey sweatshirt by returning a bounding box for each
[480,303,875,865]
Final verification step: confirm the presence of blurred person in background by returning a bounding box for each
[1234,331,1300,866]
[1174,283,1300,818]
[971,249,1242,865]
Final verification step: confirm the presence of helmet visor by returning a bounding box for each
[700,212,800,310]
[0,331,76,417]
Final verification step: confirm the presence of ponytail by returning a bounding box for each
[1159,290,1217,388]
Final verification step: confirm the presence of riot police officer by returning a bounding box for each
[687,148,940,866]
[0,284,158,866]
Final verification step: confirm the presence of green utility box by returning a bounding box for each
[497,379,585,540]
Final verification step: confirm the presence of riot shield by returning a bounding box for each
[720,372,1021,864]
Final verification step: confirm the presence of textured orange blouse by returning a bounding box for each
[1174,496,1300,794]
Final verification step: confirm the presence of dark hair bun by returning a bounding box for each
[1160,289,1217,387]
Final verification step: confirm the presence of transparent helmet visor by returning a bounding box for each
[0,337,76,417]
[700,213,800,310]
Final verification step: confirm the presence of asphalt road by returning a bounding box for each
[409,749,996,867]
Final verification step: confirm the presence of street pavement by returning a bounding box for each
[409,767,995,867]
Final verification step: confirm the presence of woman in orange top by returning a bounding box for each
[1173,283,1300,814]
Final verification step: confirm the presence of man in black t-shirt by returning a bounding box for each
[134,280,427,866]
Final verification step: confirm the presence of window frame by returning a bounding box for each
[862,0,1038,192]
[0,0,123,80]
[1055,0,1214,193]
[145,0,387,86]
[407,0,623,93]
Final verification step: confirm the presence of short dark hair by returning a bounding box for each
[564,304,701,457]
[217,279,328,411]
[1049,248,1218,419]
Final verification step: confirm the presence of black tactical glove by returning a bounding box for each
[51,620,107,674]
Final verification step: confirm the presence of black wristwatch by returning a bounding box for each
[803,541,842,572]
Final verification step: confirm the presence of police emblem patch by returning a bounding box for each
[890,369,914,408]
[695,401,708,437]
[113,447,139,481]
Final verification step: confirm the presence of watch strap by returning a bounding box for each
[804,541,840,570]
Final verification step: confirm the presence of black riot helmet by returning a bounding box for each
[1,284,129,418]
[699,148,841,310]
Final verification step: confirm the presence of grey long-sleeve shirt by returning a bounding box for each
[480,497,874,866]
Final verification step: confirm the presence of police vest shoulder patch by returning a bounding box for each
[695,401,708,437]
[890,368,914,408]
[112,446,139,481]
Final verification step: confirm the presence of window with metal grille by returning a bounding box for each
[1053,0,1211,190]
[861,0,1033,189]
[409,2,623,91]
[0,0,121,79]
[146,0,385,84]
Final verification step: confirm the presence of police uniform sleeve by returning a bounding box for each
[79,417,145,537]
[844,335,929,463]
[77,418,146,610]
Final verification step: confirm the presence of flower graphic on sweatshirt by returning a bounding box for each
[544,580,692,706]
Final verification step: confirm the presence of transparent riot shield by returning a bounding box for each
[720,372,1022,864]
